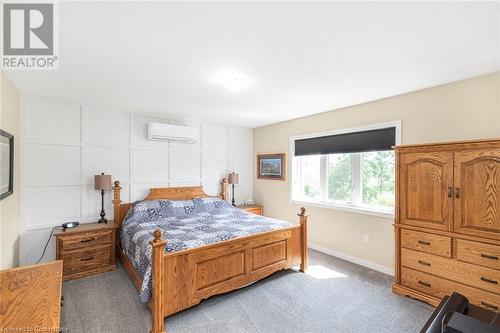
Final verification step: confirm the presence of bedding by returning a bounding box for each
[120,197,292,303]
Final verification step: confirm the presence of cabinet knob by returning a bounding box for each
[80,238,95,243]
[418,260,431,266]
[481,253,499,260]
[418,280,431,287]
[481,301,498,310]
[481,276,498,285]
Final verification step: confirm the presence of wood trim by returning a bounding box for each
[392,283,441,307]
[299,207,308,272]
[394,138,500,152]
[238,205,263,215]
[118,248,143,291]
[113,180,122,227]
[146,186,209,201]
[395,224,500,247]
[395,137,500,149]
[150,230,167,333]
[220,177,228,201]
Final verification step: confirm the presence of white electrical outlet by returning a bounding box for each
[362,234,370,244]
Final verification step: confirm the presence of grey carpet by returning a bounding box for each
[61,249,433,332]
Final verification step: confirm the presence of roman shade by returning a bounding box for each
[294,127,396,157]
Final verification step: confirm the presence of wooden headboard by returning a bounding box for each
[113,178,228,230]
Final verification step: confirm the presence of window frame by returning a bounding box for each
[289,121,401,219]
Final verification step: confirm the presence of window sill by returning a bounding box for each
[291,199,395,219]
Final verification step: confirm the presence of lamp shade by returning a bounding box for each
[95,173,112,190]
[228,172,239,184]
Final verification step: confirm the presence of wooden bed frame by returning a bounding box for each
[112,178,308,333]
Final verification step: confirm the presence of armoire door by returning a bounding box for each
[454,149,500,239]
[399,151,454,231]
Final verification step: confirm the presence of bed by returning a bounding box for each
[112,178,308,333]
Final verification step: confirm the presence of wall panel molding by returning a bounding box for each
[20,95,253,265]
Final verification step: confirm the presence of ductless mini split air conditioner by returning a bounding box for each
[147,122,198,143]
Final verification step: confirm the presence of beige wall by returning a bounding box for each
[0,71,21,269]
[253,72,500,272]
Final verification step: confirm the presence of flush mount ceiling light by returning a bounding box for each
[212,70,254,91]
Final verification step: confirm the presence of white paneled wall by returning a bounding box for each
[20,96,253,265]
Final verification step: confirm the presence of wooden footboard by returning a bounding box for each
[112,180,308,333]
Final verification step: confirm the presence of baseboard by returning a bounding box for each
[308,243,395,276]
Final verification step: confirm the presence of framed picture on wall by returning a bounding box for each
[257,153,286,181]
[0,129,14,200]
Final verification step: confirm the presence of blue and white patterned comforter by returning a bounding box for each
[120,197,292,303]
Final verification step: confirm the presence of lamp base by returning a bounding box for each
[98,208,107,224]
[231,184,236,207]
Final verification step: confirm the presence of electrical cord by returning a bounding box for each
[35,226,63,264]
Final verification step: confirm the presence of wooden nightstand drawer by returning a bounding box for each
[61,245,111,276]
[59,230,112,251]
[239,205,263,215]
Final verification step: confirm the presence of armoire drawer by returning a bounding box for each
[400,229,451,257]
[401,267,500,312]
[456,239,500,270]
[401,248,500,294]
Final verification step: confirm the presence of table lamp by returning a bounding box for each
[95,173,112,223]
[228,172,239,207]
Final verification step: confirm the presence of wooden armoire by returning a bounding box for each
[393,138,500,311]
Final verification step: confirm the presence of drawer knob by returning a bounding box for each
[418,260,431,266]
[418,240,431,246]
[481,301,498,311]
[80,238,95,243]
[481,276,498,285]
[418,280,431,287]
[80,256,95,262]
[481,253,499,260]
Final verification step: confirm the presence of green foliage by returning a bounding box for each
[328,154,352,202]
[304,184,319,198]
[362,151,395,208]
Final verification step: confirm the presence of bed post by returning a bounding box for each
[150,229,167,333]
[298,207,308,272]
[220,177,228,201]
[113,180,122,224]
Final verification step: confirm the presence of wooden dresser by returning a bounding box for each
[393,138,500,312]
[1,261,62,332]
[55,222,117,281]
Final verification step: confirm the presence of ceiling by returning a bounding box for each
[5,1,500,128]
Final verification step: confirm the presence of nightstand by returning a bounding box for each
[238,205,264,216]
[55,222,117,281]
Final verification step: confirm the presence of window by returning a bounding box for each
[291,123,399,217]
